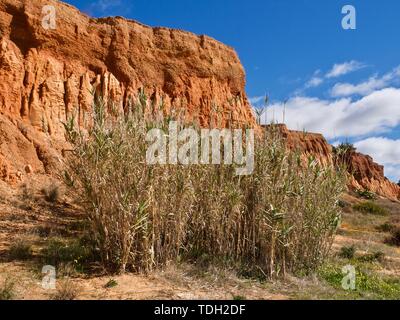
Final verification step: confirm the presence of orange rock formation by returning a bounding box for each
[0,0,255,182]
[0,0,398,200]
[268,124,400,200]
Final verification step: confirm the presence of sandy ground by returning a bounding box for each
[1,177,399,300]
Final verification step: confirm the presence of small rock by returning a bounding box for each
[16,171,23,179]
[25,165,33,174]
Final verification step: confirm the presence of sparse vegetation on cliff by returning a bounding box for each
[63,95,346,277]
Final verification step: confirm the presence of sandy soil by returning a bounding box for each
[1,177,399,300]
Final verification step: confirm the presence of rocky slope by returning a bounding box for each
[0,0,255,182]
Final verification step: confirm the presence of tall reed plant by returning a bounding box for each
[64,93,346,276]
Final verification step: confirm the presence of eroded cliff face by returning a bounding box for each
[268,124,333,166]
[0,0,255,183]
[0,0,398,201]
[347,152,400,201]
[269,124,400,201]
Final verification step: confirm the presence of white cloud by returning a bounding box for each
[383,164,400,182]
[298,61,364,94]
[354,137,400,181]
[263,87,400,139]
[305,77,324,88]
[260,63,400,181]
[326,61,365,78]
[331,66,400,97]
[354,137,400,165]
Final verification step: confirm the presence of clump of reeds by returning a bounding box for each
[63,92,346,277]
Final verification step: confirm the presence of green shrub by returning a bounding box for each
[318,263,400,299]
[104,279,118,289]
[233,295,247,300]
[333,143,356,155]
[376,222,397,233]
[64,96,346,276]
[358,251,385,263]
[339,245,356,259]
[41,238,95,271]
[355,189,376,200]
[9,239,33,261]
[353,201,388,216]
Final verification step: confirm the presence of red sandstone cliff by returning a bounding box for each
[346,152,400,200]
[0,0,398,201]
[0,0,255,182]
[267,124,400,200]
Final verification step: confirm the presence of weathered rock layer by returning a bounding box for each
[0,0,255,182]
[346,152,400,200]
[0,0,398,200]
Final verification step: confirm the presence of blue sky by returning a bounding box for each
[64,0,400,181]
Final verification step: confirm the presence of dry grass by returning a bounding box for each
[42,183,61,203]
[8,238,33,261]
[0,278,15,300]
[51,279,79,300]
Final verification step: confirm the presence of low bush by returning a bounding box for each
[357,251,385,263]
[339,245,356,259]
[353,201,387,216]
[385,227,400,247]
[20,184,34,202]
[41,238,96,271]
[51,279,79,300]
[355,189,376,200]
[9,239,33,261]
[376,222,397,233]
[104,279,118,289]
[42,183,60,203]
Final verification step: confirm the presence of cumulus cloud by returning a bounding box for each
[354,137,400,181]
[263,88,400,139]
[331,66,400,97]
[383,164,400,182]
[259,63,400,181]
[326,61,365,78]
[299,61,364,93]
[354,137,400,165]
